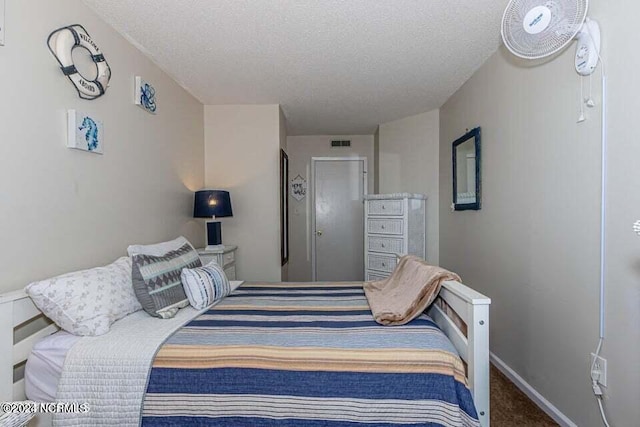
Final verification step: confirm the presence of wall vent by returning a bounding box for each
[331,140,351,147]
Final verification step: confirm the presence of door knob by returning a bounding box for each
[316,230,323,236]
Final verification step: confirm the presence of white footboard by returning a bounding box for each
[428,280,491,427]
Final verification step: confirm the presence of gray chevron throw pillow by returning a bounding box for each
[132,243,202,318]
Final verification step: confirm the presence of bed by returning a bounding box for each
[1,279,491,427]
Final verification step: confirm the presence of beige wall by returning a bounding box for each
[0,0,204,293]
[373,127,380,193]
[204,105,283,282]
[378,110,440,264]
[286,135,375,282]
[439,2,640,425]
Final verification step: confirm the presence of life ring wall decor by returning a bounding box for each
[47,25,111,100]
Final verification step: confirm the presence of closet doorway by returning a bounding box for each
[311,157,367,281]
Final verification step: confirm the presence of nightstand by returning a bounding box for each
[197,245,237,280]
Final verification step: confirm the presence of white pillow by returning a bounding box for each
[24,257,142,336]
[127,236,196,257]
[181,260,232,310]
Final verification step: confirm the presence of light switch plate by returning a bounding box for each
[0,0,5,46]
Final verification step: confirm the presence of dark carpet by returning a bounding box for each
[490,365,559,426]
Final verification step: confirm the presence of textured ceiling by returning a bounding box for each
[83,0,508,135]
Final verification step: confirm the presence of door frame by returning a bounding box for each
[310,157,368,281]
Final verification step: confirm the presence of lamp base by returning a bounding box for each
[205,244,225,251]
[205,220,223,250]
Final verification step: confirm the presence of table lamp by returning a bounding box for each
[193,190,233,250]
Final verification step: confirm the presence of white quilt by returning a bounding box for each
[54,281,244,427]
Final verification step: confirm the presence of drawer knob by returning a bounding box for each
[382,263,386,267]
[381,225,385,229]
[381,243,385,248]
[382,205,386,209]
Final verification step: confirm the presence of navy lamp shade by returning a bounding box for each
[194,190,233,250]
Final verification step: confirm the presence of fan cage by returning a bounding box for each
[501,0,588,59]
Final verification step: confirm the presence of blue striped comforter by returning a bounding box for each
[141,282,479,426]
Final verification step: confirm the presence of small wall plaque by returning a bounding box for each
[291,174,307,201]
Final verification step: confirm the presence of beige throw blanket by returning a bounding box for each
[364,255,461,326]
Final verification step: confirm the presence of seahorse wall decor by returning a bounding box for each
[79,116,99,151]
[67,110,104,154]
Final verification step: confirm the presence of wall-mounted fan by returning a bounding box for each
[501,0,600,75]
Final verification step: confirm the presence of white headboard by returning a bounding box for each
[0,290,59,403]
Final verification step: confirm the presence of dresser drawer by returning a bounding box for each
[366,270,390,281]
[224,265,236,281]
[367,253,397,273]
[198,247,237,269]
[367,218,404,235]
[368,236,404,254]
[223,251,235,267]
[199,253,220,266]
[367,200,404,216]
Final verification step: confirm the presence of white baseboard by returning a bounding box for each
[490,352,577,427]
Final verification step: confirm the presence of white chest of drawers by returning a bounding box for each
[364,193,426,281]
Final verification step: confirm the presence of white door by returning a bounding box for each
[312,158,367,281]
